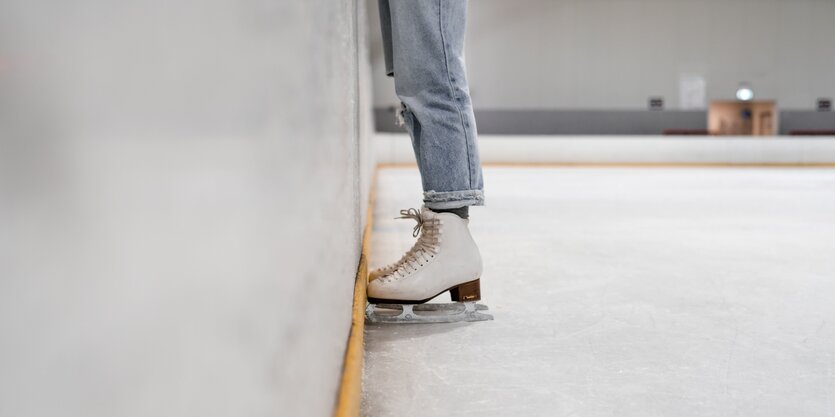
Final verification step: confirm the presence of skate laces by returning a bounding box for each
[397,208,424,237]
[389,208,441,279]
[373,208,424,274]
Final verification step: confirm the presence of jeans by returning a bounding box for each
[378,0,484,210]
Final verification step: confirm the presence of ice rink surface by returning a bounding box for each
[363,167,835,417]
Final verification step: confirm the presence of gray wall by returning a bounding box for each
[0,1,372,416]
[375,108,835,135]
[368,0,835,133]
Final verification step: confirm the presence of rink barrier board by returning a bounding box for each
[334,168,377,417]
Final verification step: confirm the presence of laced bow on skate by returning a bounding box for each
[397,208,424,237]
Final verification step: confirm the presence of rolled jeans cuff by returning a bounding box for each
[423,190,485,210]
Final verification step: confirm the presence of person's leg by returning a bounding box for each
[387,0,483,211]
[368,0,485,307]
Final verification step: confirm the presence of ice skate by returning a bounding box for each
[366,207,493,324]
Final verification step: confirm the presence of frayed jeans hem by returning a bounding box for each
[423,190,484,210]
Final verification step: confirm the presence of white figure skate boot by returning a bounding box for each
[367,207,483,304]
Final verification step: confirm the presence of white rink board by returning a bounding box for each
[363,167,835,417]
[375,133,835,165]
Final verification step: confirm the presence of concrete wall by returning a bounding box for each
[368,0,835,134]
[370,0,835,110]
[0,1,372,416]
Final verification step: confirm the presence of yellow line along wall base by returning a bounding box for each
[333,169,377,417]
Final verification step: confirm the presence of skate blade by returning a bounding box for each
[365,302,494,324]
[373,302,489,312]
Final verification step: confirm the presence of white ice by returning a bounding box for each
[363,166,835,417]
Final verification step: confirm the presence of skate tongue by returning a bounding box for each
[420,206,441,221]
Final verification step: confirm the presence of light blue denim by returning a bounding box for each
[378,0,484,210]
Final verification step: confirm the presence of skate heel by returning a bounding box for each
[450,279,481,302]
